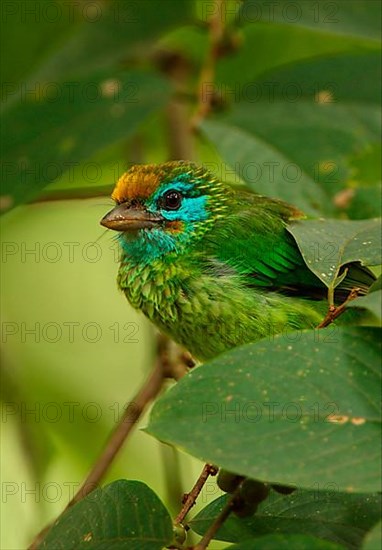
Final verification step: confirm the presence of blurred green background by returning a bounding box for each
[1,0,380,548]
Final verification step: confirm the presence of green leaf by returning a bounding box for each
[1,70,170,211]
[191,490,381,549]
[0,0,193,211]
[0,0,75,89]
[287,219,382,288]
[39,480,173,550]
[343,186,382,221]
[2,0,192,85]
[362,521,382,550]
[216,26,374,91]
[201,51,380,214]
[147,327,381,492]
[348,143,382,188]
[347,290,382,323]
[201,119,325,215]
[228,534,345,550]
[238,0,381,43]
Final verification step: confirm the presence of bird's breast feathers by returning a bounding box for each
[116,256,323,359]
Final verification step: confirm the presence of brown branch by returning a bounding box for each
[155,49,195,160]
[29,185,113,204]
[67,357,165,508]
[28,334,174,550]
[174,464,218,525]
[317,287,362,329]
[191,0,225,129]
[193,490,237,550]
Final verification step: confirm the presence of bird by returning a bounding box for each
[100,160,375,361]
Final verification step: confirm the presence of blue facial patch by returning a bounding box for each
[163,195,208,222]
[119,174,210,264]
[148,179,208,223]
[149,180,194,204]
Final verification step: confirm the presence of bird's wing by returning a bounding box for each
[202,191,374,299]
[203,192,314,286]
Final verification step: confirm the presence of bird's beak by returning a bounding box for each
[100,203,163,231]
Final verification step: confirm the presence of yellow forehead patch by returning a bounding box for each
[112,167,160,203]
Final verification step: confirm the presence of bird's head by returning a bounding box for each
[100,161,228,264]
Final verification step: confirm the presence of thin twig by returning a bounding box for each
[193,491,237,550]
[175,464,218,525]
[317,288,361,329]
[28,334,172,550]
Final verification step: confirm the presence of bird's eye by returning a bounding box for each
[163,190,182,211]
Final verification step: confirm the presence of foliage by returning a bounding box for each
[190,489,381,548]
[39,480,173,550]
[147,326,381,493]
[1,1,380,549]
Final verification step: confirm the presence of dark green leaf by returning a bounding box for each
[147,327,381,492]
[287,219,382,288]
[39,480,172,550]
[1,70,170,211]
[216,27,371,91]
[3,0,192,85]
[201,51,380,214]
[191,489,381,549]
[228,534,345,550]
[238,0,381,42]
[0,0,75,89]
[201,118,325,214]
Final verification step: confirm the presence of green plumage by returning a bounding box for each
[101,161,375,360]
